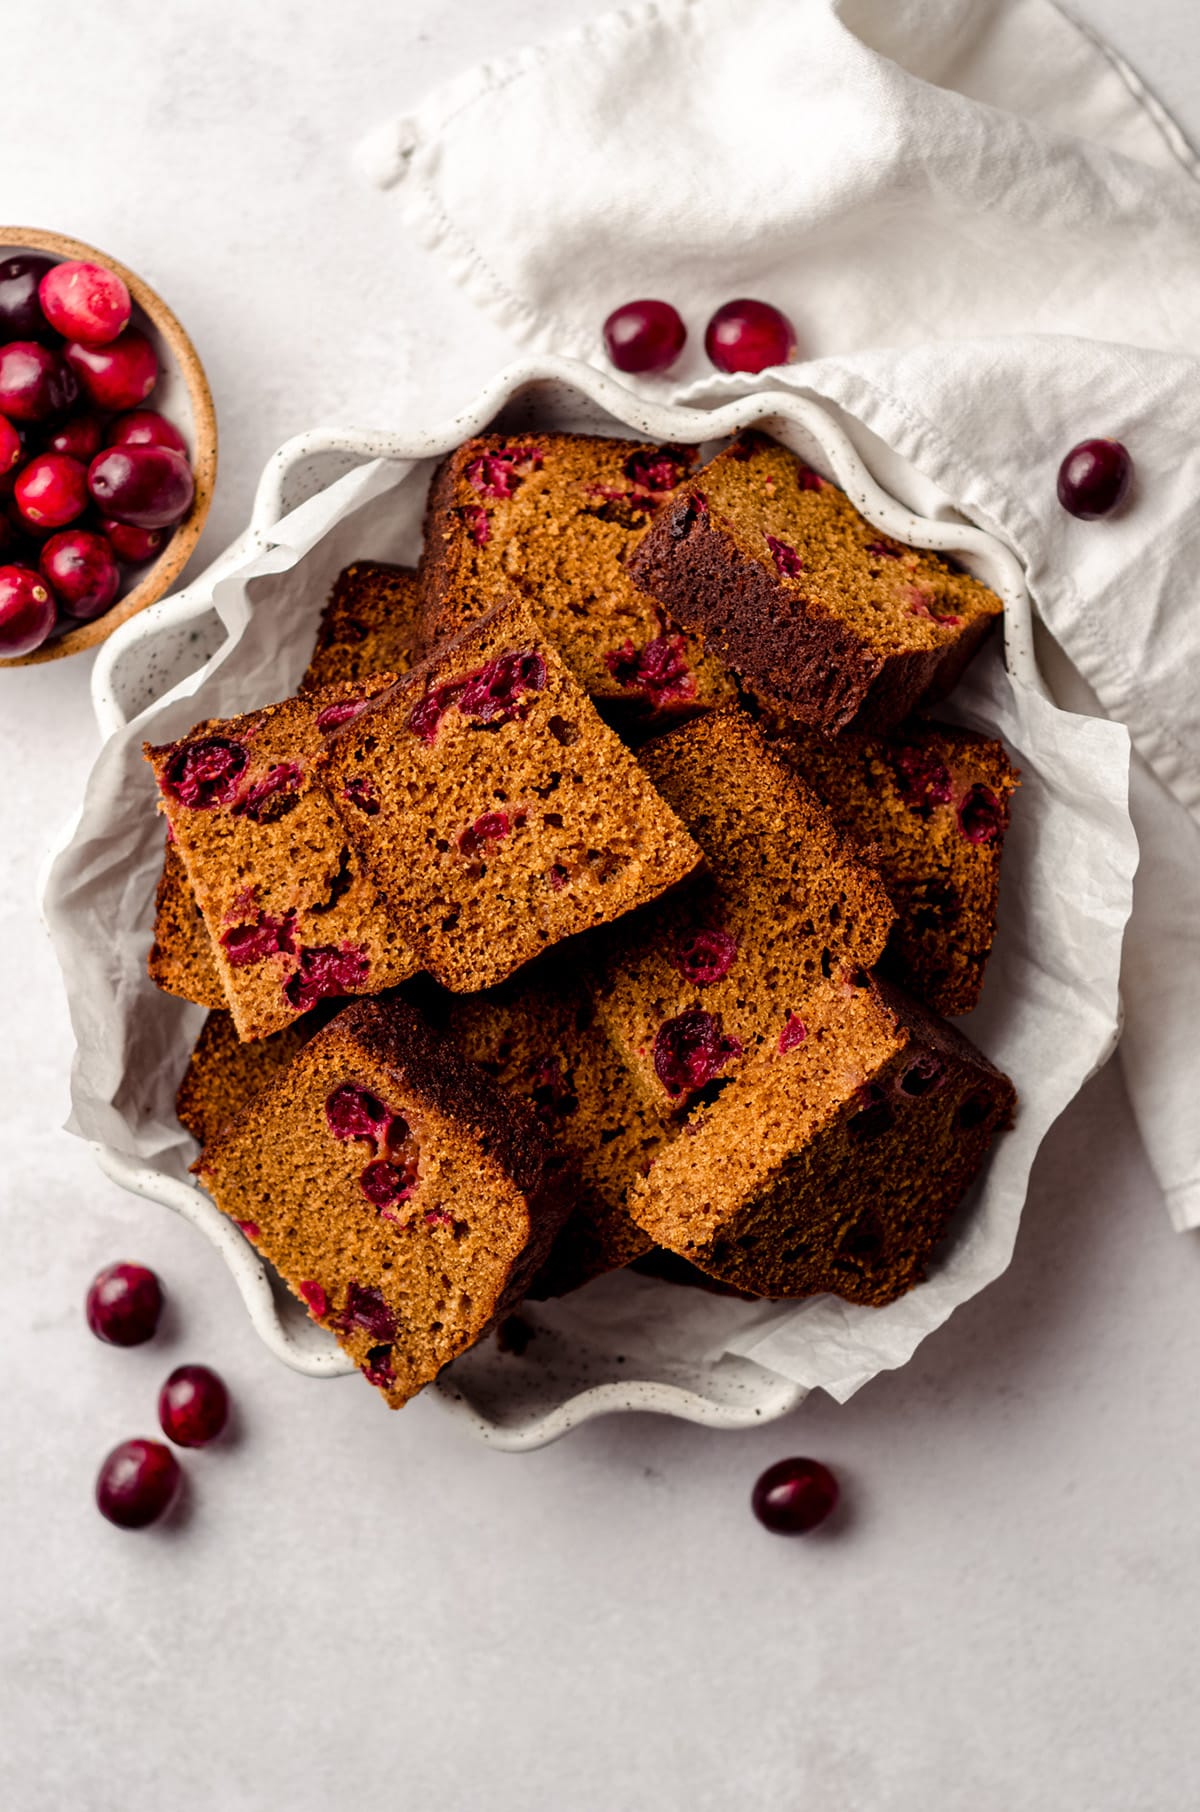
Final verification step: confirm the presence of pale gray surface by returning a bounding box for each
[3,4,1200,1808]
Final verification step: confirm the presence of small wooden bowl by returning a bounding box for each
[0,227,217,668]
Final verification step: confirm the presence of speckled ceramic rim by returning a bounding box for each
[74,355,1038,1450]
[0,226,217,669]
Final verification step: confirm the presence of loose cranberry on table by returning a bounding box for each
[39,260,132,346]
[603,299,687,375]
[0,564,56,657]
[704,298,797,375]
[41,529,120,619]
[101,517,166,564]
[158,1364,229,1448]
[95,1438,180,1530]
[0,341,78,422]
[751,1457,840,1535]
[0,254,57,340]
[88,444,194,529]
[109,409,188,456]
[13,452,88,529]
[1057,438,1133,520]
[64,326,158,412]
[85,1261,163,1346]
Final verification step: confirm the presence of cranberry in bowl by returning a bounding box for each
[0,227,216,668]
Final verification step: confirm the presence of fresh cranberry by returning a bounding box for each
[624,445,691,492]
[65,327,158,412]
[157,1363,229,1448]
[464,505,490,545]
[85,1261,163,1346]
[284,943,370,1013]
[325,1083,390,1143]
[235,1220,261,1240]
[458,649,547,722]
[653,1010,743,1098]
[603,300,687,375]
[222,910,296,967]
[704,299,797,375]
[463,444,542,500]
[40,529,120,619]
[341,776,379,814]
[752,1457,839,1534]
[0,342,78,422]
[88,444,193,529]
[315,695,373,733]
[458,810,510,857]
[778,1013,807,1053]
[14,453,88,529]
[108,408,188,455]
[39,260,132,345]
[0,563,56,656]
[101,517,166,563]
[604,633,695,705]
[1057,439,1132,519]
[889,742,953,816]
[234,763,304,823]
[162,735,248,808]
[0,254,56,340]
[96,1438,180,1530]
[360,1158,418,1210]
[766,535,803,578]
[362,1344,396,1387]
[332,1282,397,1341]
[958,783,1005,844]
[674,927,738,985]
[0,412,20,475]
[46,413,106,460]
[298,1279,328,1319]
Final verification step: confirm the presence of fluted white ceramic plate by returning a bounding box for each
[49,356,1045,1451]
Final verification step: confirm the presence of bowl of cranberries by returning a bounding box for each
[0,227,216,667]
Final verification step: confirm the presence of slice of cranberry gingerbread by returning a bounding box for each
[145,677,422,1041]
[627,431,1003,735]
[626,971,1015,1303]
[591,708,896,1117]
[300,560,423,692]
[418,433,735,719]
[196,997,573,1406]
[765,716,1019,1016]
[148,837,225,1008]
[318,594,704,994]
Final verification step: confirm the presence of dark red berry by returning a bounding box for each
[39,260,132,346]
[14,452,88,529]
[653,1009,743,1098]
[40,529,120,619]
[751,1457,839,1534]
[332,1282,397,1341]
[0,341,78,422]
[957,783,1005,845]
[0,412,20,475]
[1057,439,1132,519]
[325,1083,391,1143]
[109,409,188,455]
[0,254,57,341]
[603,299,686,375]
[674,927,738,985]
[95,1438,180,1529]
[704,299,797,375]
[162,734,249,808]
[283,943,370,1013]
[86,1261,164,1346]
[65,327,158,412]
[101,517,166,563]
[0,563,55,656]
[47,414,106,460]
[158,1364,229,1448]
[89,443,193,529]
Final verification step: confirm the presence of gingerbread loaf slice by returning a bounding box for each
[148,838,225,1008]
[300,560,422,692]
[145,677,421,1040]
[766,717,1019,1015]
[197,997,573,1406]
[177,1009,318,1149]
[591,708,896,1115]
[627,972,1015,1303]
[318,593,703,994]
[418,432,735,719]
[627,431,1003,735]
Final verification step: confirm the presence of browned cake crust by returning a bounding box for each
[318,593,703,994]
[429,960,659,1296]
[300,561,422,692]
[145,677,421,1040]
[197,997,573,1406]
[418,432,736,719]
[176,1009,318,1147]
[591,708,896,1114]
[766,717,1019,1016]
[147,838,225,1008]
[627,432,1003,735]
[627,973,1015,1303]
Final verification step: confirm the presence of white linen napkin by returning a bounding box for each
[361,0,1200,1229]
